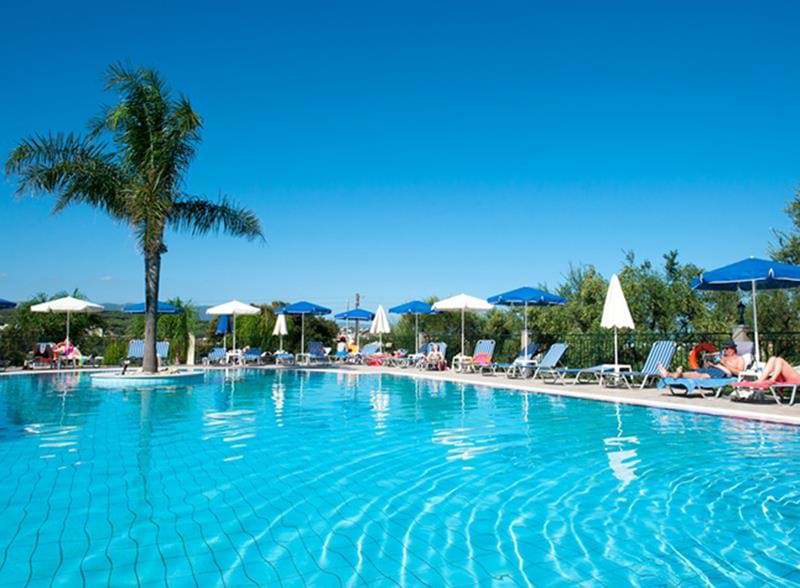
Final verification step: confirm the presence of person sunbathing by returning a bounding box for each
[53,339,76,358]
[658,340,744,379]
[753,356,800,383]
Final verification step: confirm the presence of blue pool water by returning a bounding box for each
[0,369,799,587]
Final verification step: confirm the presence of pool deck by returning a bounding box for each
[3,363,800,427]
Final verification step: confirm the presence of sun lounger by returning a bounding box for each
[768,382,800,405]
[204,347,226,365]
[730,374,800,405]
[348,342,381,365]
[548,365,597,385]
[544,363,630,386]
[382,349,408,367]
[484,343,539,376]
[729,379,774,403]
[658,377,736,397]
[298,341,329,365]
[506,345,545,379]
[362,342,396,366]
[618,341,677,389]
[399,343,432,368]
[242,347,265,365]
[543,342,674,387]
[128,340,170,363]
[528,343,569,380]
[455,340,496,373]
[274,351,295,365]
[58,349,96,369]
[26,342,55,369]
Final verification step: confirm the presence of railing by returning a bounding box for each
[489,332,800,370]
[560,332,727,370]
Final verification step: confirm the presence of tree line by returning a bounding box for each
[5,239,800,367]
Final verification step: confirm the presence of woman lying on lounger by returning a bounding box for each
[658,340,745,379]
[752,356,800,383]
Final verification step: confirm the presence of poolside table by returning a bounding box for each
[597,364,632,388]
[225,350,243,365]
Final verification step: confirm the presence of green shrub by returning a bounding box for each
[103,339,128,366]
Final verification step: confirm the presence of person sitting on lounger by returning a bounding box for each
[426,344,446,371]
[658,340,744,379]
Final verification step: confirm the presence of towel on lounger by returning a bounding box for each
[732,377,800,389]
[658,377,736,393]
[472,352,492,365]
[732,380,774,390]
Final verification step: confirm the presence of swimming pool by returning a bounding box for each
[0,369,798,586]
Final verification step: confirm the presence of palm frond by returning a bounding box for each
[5,133,127,219]
[170,195,264,241]
[7,63,262,263]
[98,63,200,198]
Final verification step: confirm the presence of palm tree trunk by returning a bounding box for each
[143,251,161,373]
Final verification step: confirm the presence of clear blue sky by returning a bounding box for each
[1,1,799,311]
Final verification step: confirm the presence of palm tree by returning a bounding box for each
[5,64,263,372]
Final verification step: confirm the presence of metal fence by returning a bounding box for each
[523,332,800,370]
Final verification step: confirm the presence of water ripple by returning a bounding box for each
[0,370,799,586]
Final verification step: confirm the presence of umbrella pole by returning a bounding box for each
[233,314,237,353]
[66,310,71,344]
[752,280,760,365]
[461,307,465,358]
[415,313,419,354]
[614,327,619,367]
[301,314,305,355]
[356,319,360,350]
[524,301,529,358]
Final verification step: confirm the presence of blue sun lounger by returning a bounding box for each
[528,343,569,380]
[274,351,295,365]
[127,339,170,362]
[354,342,381,364]
[242,347,265,364]
[400,342,432,368]
[205,347,226,364]
[544,340,678,388]
[485,343,539,376]
[545,364,622,385]
[619,341,677,389]
[658,377,736,398]
[299,341,329,365]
